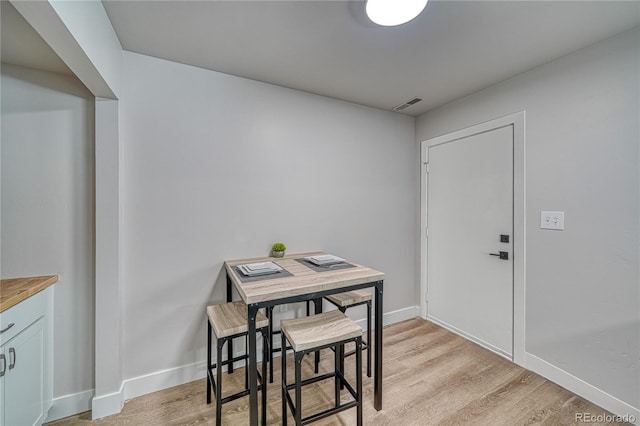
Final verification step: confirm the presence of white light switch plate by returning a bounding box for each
[541,211,565,230]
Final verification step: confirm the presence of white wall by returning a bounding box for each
[121,52,417,380]
[416,28,639,412]
[1,64,95,402]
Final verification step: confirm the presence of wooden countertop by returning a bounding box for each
[0,275,58,313]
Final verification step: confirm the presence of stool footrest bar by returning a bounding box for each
[301,401,359,425]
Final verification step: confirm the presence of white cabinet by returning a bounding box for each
[1,319,45,426]
[0,287,53,426]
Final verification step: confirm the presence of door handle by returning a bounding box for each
[0,354,5,377]
[489,251,509,260]
[8,348,16,370]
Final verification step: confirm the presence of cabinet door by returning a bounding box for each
[2,318,45,426]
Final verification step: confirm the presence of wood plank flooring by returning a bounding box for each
[46,318,632,425]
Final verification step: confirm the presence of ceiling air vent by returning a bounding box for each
[393,97,423,112]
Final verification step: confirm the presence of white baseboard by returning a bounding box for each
[120,305,421,405]
[45,389,94,422]
[525,353,639,426]
[91,348,255,420]
[91,383,124,420]
[124,360,207,402]
[379,305,420,327]
[90,360,211,420]
[87,305,419,419]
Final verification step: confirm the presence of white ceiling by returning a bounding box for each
[3,1,639,116]
[101,0,639,116]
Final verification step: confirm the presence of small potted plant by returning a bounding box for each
[271,242,286,258]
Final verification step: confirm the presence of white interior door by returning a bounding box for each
[427,125,514,357]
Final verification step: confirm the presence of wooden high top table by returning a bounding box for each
[224,251,384,426]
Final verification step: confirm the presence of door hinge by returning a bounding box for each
[425,162,430,173]
[425,227,429,238]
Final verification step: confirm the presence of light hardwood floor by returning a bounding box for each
[47,318,631,425]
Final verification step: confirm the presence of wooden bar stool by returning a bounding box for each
[280,310,363,426]
[206,301,269,426]
[325,290,372,377]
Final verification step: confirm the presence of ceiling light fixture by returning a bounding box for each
[365,0,428,27]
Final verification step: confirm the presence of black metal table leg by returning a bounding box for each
[226,273,234,373]
[247,303,259,426]
[374,280,383,410]
[261,328,268,426]
[267,307,274,383]
[313,297,322,373]
[206,320,212,404]
[366,300,372,378]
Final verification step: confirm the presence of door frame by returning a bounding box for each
[419,111,526,366]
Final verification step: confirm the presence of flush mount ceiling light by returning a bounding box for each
[366,0,428,26]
